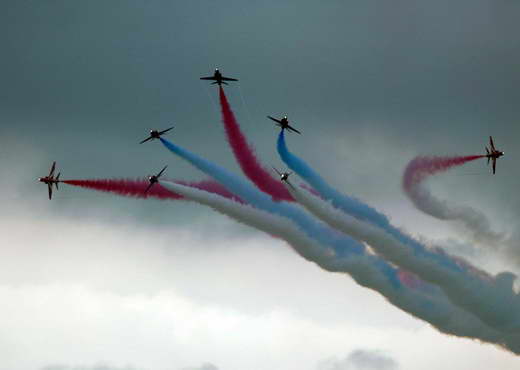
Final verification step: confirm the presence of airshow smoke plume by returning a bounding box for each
[402,155,509,251]
[63,178,241,202]
[160,181,520,353]
[218,86,293,201]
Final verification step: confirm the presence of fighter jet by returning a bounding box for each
[200,68,238,86]
[140,126,174,144]
[38,161,61,200]
[267,115,301,134]
[272,167,294,189]
[145,165,168,193]
[485,136,504,174]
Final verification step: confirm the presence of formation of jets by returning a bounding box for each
[38,68,505,199]
[38,161,61,200]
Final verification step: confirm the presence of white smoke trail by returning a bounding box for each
[405,176,520,270]
[282,180,520,335]
[161,181,520,353]
[277,133,520,334]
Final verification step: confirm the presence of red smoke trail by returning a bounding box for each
[218,87,294,202]
[403,155,485,192]
[62,178,242,203]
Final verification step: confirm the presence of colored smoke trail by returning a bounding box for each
[159,137,404,283]
[218,87,293,201]
[276,131,520,333]
[402,155,506,248]
[162,181,520,353]
[159,136,520,344]
[63,178,241,202]
[277,131,460,271]
[277,130,390,228]
[403,155,484,190]
[282,179,450,294]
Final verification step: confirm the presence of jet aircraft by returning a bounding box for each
[145,165,168,193]
[200,68,238,86]
[272,167,294,189]
[38,161,61,200]
[485,136,504,174]
[267,115,301,134]
[140,126,174,144]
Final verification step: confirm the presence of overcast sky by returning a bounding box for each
[2,1,520,369]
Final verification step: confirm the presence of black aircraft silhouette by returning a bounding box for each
[145,165,168,193]
[140,126,174,144]
[38,161,61,200]
[200,68,238,86]
[485,136,504,175]
[267,115,301,134]
[272,167,295,190]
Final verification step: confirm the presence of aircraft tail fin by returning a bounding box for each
[222,81,228,85]
[211,81,218,85]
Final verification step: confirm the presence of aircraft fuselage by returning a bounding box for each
[487,151,504,159]
[38,177,58,185]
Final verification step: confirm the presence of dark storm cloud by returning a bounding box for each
[2,0,520,229]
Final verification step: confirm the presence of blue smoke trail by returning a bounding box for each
[160,137,400,287]
[159,137,520,340]
[277,130,520,333]
[161,181,520,355]
[276,130,462,273]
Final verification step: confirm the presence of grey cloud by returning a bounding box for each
[2,0,520,232]
[318,349,398,370]
[41,364,142,370]
[181,363,219,370]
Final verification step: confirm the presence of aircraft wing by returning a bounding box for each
[48,184,53,200]
[272,166,282,176]
[158,126,174,135]
[200,76,216,81]
[492,158,496,174]
[222,77,238,81]
[144,182,154,194]
[489,136,496,151]
[267,116,281,124]
[139,136,153,144]
[157,165,168,177]
[49,161,56,177]
[287,125,301,134]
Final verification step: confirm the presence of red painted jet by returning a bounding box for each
[485,136,504,174]
[272,167,295,189]
[145,165,168,193]
[268,115,301,134]
[200,68,238,86]
[38,161,61,200]
[140,126,174,144]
